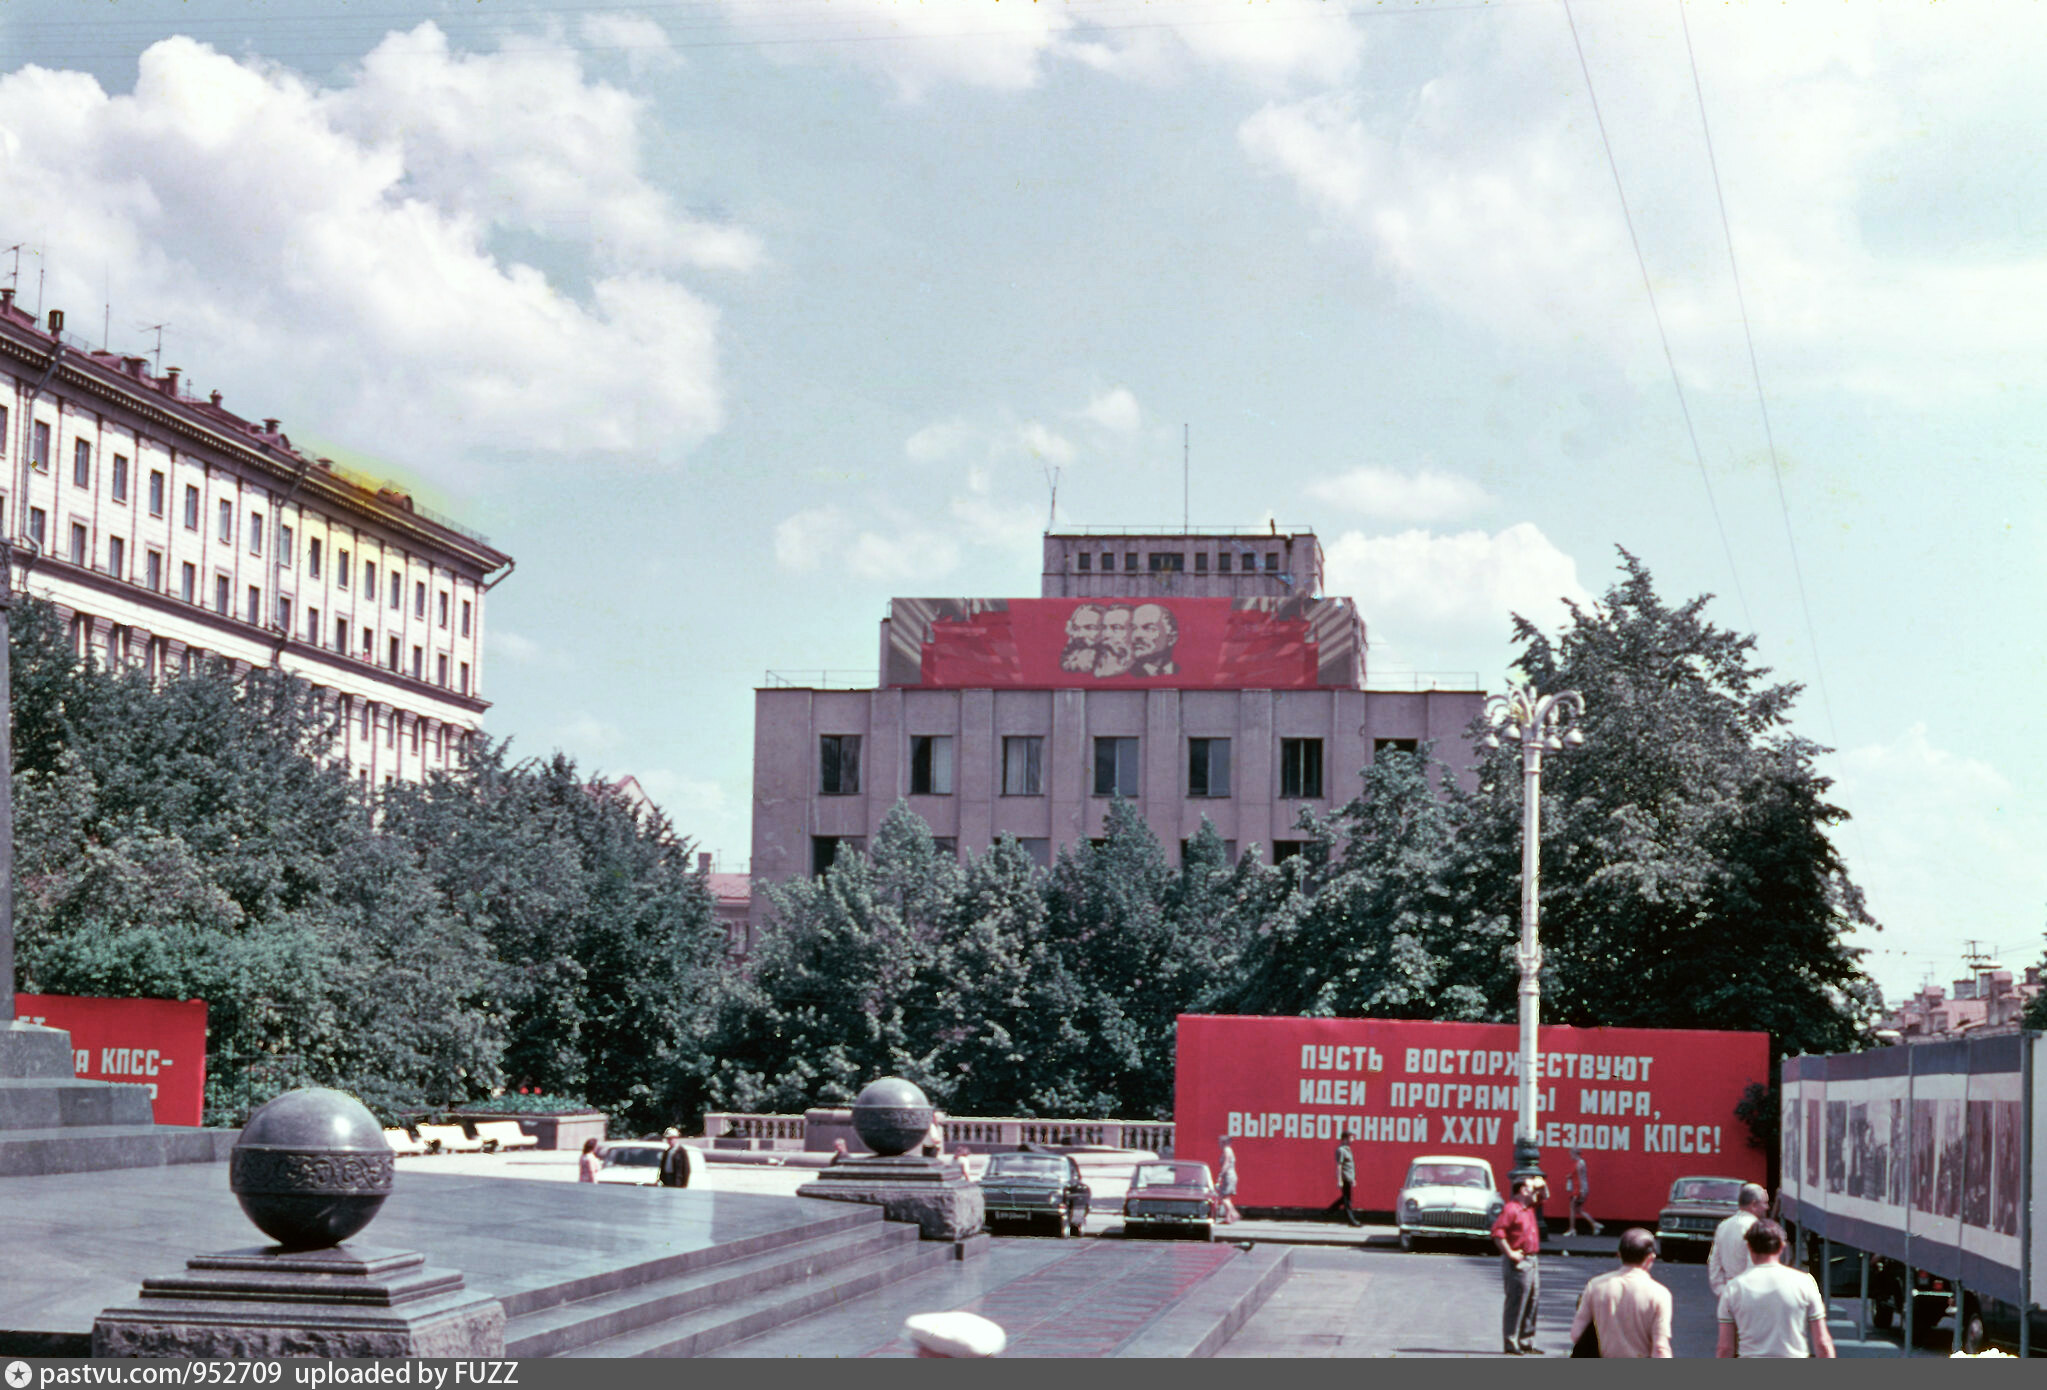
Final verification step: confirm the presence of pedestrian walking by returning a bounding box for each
[1716,1218,1835,1358]
[1491,1176,1544,1355]
[1216,1136,1240,1225]
[1708,1183,1771,1298]
[577,1136,601,1183]
[1326,1132,1360,1226]
[1565,1146,1602,1236]
[657,1127,692,1188]
[1569,1228,1672,1357]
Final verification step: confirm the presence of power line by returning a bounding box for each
[1674,0,1839,742]
[1557,0,1752,635]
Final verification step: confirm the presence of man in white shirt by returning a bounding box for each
[1570,1228,1673,1357]
[1716,1219,1836,1358]
[1707,1182,1770,1297]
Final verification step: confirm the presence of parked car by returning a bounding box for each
[1396,1155,1501,1252]
[595,1140,666,1185]
[978,1151,1091,1237]
[1122,1160,1220,1240]
[1654,1175,1746,1260]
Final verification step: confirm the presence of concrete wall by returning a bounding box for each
[1040,530,1323,599]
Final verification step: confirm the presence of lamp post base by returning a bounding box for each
[1507,1138,1545,1192]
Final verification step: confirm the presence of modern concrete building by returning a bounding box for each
[750,528,1484,914]
[0,292,510,786]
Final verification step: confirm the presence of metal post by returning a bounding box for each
[2022,1035,2033,1359]
[1822,1233,1832,1319]
[1904,1262,1914,1354]
[1858,1250,1869,1342]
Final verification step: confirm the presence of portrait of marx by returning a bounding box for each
[1057,601,1180,680]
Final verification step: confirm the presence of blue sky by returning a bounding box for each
[1,0,2039,1005]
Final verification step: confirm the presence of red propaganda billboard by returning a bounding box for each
[1176,1015,1767,1220]
[14,994,209,1127]
[883,596,1365,690]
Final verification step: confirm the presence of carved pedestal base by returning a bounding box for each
[93,1246,505,1359]
[798,1155,985,1242]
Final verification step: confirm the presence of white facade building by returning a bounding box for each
[0,293,511,785]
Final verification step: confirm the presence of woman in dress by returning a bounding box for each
[578,1136,601,1183]
[1217,1135,1241,1224]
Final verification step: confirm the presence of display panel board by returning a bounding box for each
[885,596,1364,689]
[14,993,209,1127]
[1782,1034,2039,1308]
[1175,1014,1767,1219]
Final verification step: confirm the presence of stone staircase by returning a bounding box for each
[503,1205,954,1357]
[0,1022,237,1178]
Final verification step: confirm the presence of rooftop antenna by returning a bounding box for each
[1043,463,1060,530]
[1182,424,1189,534]
[1961,939,1996,976]
[2,245,20,294]
[138,322,169,374]
[103,263,111,350]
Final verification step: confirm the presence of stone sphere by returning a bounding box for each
[851,1077,934,1157]
[230,1088,395,1250]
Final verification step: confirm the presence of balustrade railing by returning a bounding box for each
[703,1111,1174,1155]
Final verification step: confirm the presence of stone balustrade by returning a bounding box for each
[703,1111,1175,1157]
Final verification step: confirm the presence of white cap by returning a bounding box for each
[904,1311,1007,1358]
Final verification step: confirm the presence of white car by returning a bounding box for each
[1397,1154,1502,1252]
[596,1140,667,1185]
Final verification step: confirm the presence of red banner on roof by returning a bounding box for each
[15,994,209,1127]
[886,597,1363,689]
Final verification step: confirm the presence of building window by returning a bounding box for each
[1188,737,1231,797]
[812,835,864,876]
[364,562,375,601]
[1093,736,1140,797]
[72,439,90,487]
[217,499,233,543]
[1017,837,1051,868]
[335,616,348,652]
[362,626,374,660]
[1265,553,1280,572]
[1280,738,1324,799]
[108,535,125,577]
[388,636,400,670]
[1373,738,1420,759]
[389,571,401,610]
[437,591,449,628]
[459,661,470,695]
[436,653,449,686]
[338,549,350,588]
[279,524,293,565]
[1002,736,1044,796]
[1194,552,1208,573]
[148,470,164,516]
[31,420,51,471]
[215,574,231,615]
[1181,838,1238,866]
[68,522,86,565]
[932,837,957,857]
[1217,553,1231,573]
[1077,553,1091,572]
[277,596,291,631]
[414,581,426,618]
[246,585,261,624]
[28,507,45,548]
[146,549,162,590]
[410,645,423,679]
[460,599,472,636]
[411,720,421,754]
[180,562,196,603]
[359,704,371,738]
[111,454,128,502]
[1099,551,1113,571]
[0,405,7,454]
[819,734,862,795]
[1124,551,1138,571]
[1273,840,1307,864]
[1148,552,1184,573]
[309,606,321,644]
[249,511,264,555]
[183,485,199,530]
[308,537,322,579]
[385,713,395,748]
[909,735,954,796]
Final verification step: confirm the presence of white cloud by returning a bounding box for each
[1832,725,2047,1002]
[488,629,543,663]
[561,714,624,754]
[1307,465,1492,524]
[1236,5,2047,400]
[1018,422,1074,466]
[774,506,841,573]
[578,12,680,77]
[0,28,748,471]
[847,528,960,582]
[905,419,974,464]
[1080,386,1142,435]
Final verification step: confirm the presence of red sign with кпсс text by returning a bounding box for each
[1175,1015,1767,1220]
[15,994,208,1127]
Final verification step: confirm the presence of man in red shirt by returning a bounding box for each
[1491,1176,1544,1354]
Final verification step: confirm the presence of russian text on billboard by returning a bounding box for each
[15,993,209,1127]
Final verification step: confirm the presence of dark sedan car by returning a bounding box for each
[979,1152,1091,1237]
[1655,1175,1745,1258]
[1122,1161,1220,1240]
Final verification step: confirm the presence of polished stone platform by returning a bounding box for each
[0,1162,876,1348]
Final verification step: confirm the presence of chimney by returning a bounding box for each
[264,418,280,434]
[164,366,181,396]
[210,390,223,407]
[0,288,12,310]
[698,852,713,874]
[47,308,65,336]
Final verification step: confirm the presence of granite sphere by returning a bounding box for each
[230,1088,395,1249]
[851,1077,935,1157]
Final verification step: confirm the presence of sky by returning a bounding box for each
[0,0,2040,1006]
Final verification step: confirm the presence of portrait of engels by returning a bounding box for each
[1059,601,1179,679]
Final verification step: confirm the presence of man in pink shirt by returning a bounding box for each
[1491,1177,1544,1354]
[1570,1228,1673,1357]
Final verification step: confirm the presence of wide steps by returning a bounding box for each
[511,1223,944,1359]
[0,1077,156,1130]
[0,1124,236,1178]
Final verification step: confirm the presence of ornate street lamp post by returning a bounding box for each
[1483,684,1585,1194]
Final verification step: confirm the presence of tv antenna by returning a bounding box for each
[1043,462,1060,530]
[137,323,170,374]
[2,245,20,294]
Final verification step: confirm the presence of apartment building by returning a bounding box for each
[0,292,511,786]
[750,528,1484,918]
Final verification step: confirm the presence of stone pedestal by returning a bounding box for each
[0,1021,237,1177]
[797,1155,984,1242]
[92,1245,505,1359]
